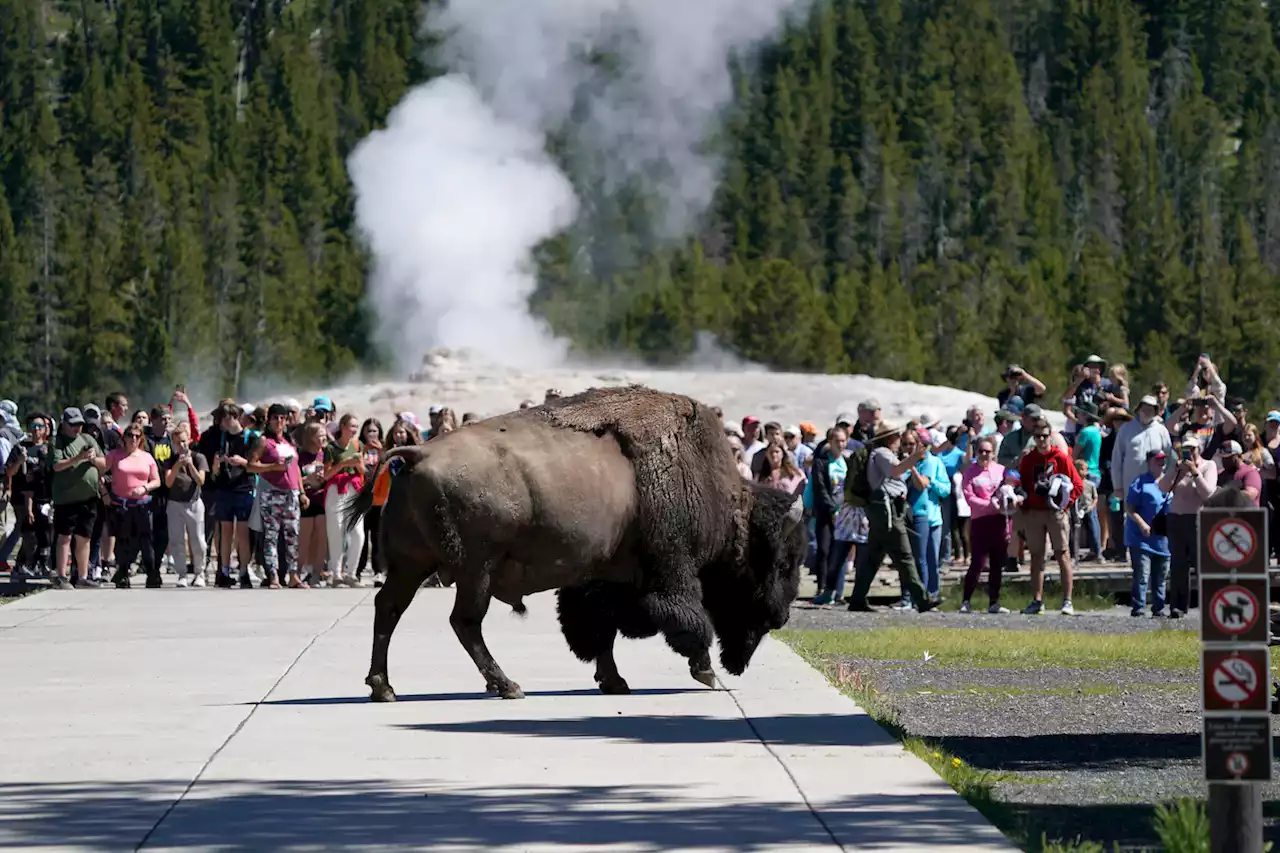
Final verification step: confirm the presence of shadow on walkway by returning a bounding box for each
[0,779,999,850]
[398,710,898,747]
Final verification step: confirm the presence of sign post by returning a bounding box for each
[1198,507,1271,853]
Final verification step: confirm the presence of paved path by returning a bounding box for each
[1,589,1014,852]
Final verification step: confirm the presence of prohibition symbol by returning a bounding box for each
[1210,656,1262,705]
[1208,585,1260,636]
[1209,518,1258,567]
[1226,752,1250,776]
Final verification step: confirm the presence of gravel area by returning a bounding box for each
[793,618,1280,851]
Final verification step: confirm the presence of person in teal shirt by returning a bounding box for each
[1071,401,1103,558]
[902,428,951,605]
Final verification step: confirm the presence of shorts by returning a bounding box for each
[300,495,325,519]
[1019,508,1070,562]
[54,498,99,539]
[215,490,255,523]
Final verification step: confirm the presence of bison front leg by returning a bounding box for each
[643,585,717,689]
[557,583,635,695]
[450,568,524,699]
[367,566,427,703]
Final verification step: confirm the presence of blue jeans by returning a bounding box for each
[908,516,942,598]
[1130,547,1170,613]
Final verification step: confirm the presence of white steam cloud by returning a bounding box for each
[348,0,811,374]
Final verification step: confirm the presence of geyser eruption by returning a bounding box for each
[348,0,813,374]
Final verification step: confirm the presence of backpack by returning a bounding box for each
[843,444,873,508]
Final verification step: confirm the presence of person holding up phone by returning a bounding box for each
[1159,436,1216,618]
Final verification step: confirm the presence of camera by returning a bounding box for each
[1034,477,1052,498]
[1181,446,1194,461]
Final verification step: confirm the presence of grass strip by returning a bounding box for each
[779,625,1199,671]
[937,578,1118,614]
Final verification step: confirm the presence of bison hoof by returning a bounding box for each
[597,676,631,695]
[366,675,397,703]
[691,668,717,689]
[487,679,525,700]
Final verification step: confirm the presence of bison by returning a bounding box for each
[343,385,808,702]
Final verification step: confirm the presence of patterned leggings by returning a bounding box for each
[260,485,300,580]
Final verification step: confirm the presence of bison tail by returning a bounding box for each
[344,446,422,535]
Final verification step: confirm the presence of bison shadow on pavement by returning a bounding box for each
[398,711,899,748]
[250,687,706,706]
[0,779,1001,850]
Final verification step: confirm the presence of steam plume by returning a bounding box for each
[348,0,810,374]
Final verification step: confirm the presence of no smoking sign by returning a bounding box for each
[1200,577,1270,644]
[1202,648,1270,712]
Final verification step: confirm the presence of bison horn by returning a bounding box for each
[786,496,804,526]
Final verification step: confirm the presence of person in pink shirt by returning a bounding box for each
[1218,440,1262,506]
[1158,435,1217,617]
[960,436,1012,614]
[105,424,161,588]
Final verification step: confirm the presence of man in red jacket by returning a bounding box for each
[1019,417,1083,616]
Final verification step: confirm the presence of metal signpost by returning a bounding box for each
[1198,507,1271,853]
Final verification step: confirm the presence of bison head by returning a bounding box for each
[703,485,807,676]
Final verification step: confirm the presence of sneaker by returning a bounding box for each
[959,600,972,613]
[50,575,73,590]
[812,590,833,606]
[215,567,235,589]
[238,572,253,589]
[176,575,189,588]
[1021,599,1044,615]
[74,575,102,588]
[1061,600,1075,616]
[988,603,1010,614]
[191,572,206,588]
[342,574,365,588]
[373,572,385,588]
[1130,608,1144,617]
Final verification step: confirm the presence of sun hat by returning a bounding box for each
[871,420,904,444]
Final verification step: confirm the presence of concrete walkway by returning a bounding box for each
[0,588,1014,852]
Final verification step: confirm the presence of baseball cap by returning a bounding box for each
[312,396,334,412]
[1266,410,1280,423]
[62,407,85,425]
[429,405,443,415]
[798,421,817,435]
[724,422,744,438]
[1004,395,1026,415]
[1180,435,1200,448]
[283,397,302,411]
[1222,440,1244,456]
[1084,354,1107,367]
[1074,401,1100,422]
[919,412,940,429]
[835,412,857,427]
[1023,403,1043,419]
[1146,449,1167,461]
[782,424,800,437]
[858,399,881,412]
[1138,394,1160,410]
[742,415,760,426]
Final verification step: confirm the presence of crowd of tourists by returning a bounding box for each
[0,357,1267,614]
[0,389,476,591]
[725,354,1267,618]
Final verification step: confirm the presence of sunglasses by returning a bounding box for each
[1034,433,1051,439]
[977,447,994,454]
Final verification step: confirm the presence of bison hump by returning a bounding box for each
[535,385,702,455]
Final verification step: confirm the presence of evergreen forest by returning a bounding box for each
[3,0,1280,414]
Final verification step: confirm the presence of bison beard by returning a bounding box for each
[345,385,807,702]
